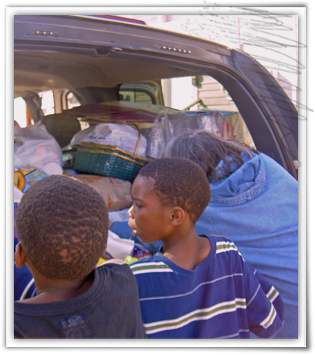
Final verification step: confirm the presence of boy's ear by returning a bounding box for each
[169,207,185,226]
[15,242,27,269]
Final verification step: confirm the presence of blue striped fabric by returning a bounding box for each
[130,235,285,339]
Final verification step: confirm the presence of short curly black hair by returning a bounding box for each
[15,175,108,280]
[138,157,210,224]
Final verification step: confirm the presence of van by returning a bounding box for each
[14,14,298,179]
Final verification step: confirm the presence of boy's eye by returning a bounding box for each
[132,200,142,208]
[132,199,143,208]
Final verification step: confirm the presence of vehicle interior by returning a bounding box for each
[14,16,298,178]
[14,46,256,138]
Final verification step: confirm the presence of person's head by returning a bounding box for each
[163,130,253,181]
[15,175,108,281]
[127,157,210,244]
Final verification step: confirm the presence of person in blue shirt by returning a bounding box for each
[110,128,298,339]
[14,175,146,339]
[162,130,298,339]
[128,157,285,339]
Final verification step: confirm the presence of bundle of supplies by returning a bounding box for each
[82,123,147,157]
[73,123,149,182]
[14,123,63,175]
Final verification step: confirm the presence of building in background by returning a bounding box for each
[128,14,298,110]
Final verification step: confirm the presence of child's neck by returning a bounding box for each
[19,271,94,304]
[162,229,211,270]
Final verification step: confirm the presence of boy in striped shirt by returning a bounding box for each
[128,157,285,339]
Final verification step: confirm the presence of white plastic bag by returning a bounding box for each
[14,123,63,175]
[106,230,135,260]
[69,125,96,146]
[82,123,147,157]
[70,174,132,212]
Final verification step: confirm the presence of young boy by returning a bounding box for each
[14,175,146,339]
[128,157,285,339]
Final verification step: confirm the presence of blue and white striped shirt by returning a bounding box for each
[130,235,285,339]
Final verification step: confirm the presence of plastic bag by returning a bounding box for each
[14,123,63,175]
[145,109,255,158]
[70,174,132,212]
[69,125,96,146]
[145,111,172,159]
[106,230,135,260]
[82,123,147,158]
[145,109,196,158]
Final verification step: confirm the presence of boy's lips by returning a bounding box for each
[128,219,137,235]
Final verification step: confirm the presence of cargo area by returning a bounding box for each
[14,96,255,264]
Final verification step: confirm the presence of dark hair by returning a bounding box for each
[138,157,210,224]
[15,175,108,280]
[163,130,255,181]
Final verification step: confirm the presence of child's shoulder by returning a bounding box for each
[129,254,163,268]
[129,254,174,275]
[97,259,136,278]
[98,258,128,268]
[204,234,238,250]
[96,259,142,294]
[210,234,238,248]
[207,235,244,261]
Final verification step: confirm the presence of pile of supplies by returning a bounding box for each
[72,123,149,183]
[14,102,248,263]
[13,113,154,263]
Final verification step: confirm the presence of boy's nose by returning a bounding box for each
[128,205,134,218]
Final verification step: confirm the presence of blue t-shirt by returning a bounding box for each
[14,260,147,339]
[130,235,285,339]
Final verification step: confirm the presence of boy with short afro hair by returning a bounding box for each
[14,174,146,339]
[16,175,107,281]
[128,157,285,339]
